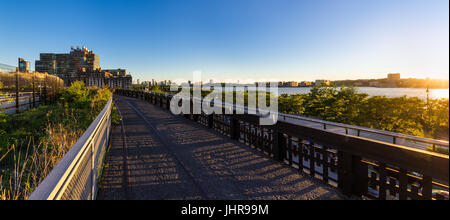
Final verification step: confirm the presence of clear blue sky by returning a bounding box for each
[1,0,448,82]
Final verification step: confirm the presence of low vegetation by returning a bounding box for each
[0,81,119,200]
[279,85,449,140]
[136,84,449,141]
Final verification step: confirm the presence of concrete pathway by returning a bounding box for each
[98,95,345,200]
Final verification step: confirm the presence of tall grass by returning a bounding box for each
[0,81,118,200]
[0,124,81,200]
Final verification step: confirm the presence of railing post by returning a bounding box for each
[32,72,36,107]
[166,95,171,111]
[43,80,47,105]
[192,98,200,122]
[189,99,194,120]
[15,72,19,113]
[272,124,286,162]
[337,151,368,197]
[230,117,240,140]
[208,113,214,129]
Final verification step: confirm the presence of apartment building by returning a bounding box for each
[35,46,132,89]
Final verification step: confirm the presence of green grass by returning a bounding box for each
[0,81,120,200]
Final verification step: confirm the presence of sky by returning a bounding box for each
[0,0,448,82]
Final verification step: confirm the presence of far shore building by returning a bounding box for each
[35,46,132,89]
[388,73,401,81]
[299,81,313,87]
[315,80,331,86]
[354,82,364,87]
[286,81,299,87]
[369,81,381,87]
[384,73,401,87]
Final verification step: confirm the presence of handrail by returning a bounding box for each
[181,94,448,149]
[28,98,113,200]
[117,89,449,200]
[277,112,449,147]
[132,89,449,150]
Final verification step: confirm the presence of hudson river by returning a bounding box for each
[277,87,449,99]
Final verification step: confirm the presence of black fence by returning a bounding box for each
[116,89,449,200]
[0,72,63,114]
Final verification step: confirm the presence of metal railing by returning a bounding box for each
[144,91,449,151]
[1,71,63,114]
[28,98,113,200]
[117,89,449,200]
[0,92,41,114]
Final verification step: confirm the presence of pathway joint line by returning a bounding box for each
[123,98,211,200]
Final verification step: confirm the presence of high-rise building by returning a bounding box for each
[18,58,30,73]
[35,46,100,85]
[35,46,132,88]
[35,46,100,80]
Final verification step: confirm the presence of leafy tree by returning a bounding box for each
[300,85,368,124]
[59,81,92,109]
[359,96,425,136]
[279,94,305,115]
[422,98,450,138]
[90,86,113,114]
[277,84,449,139]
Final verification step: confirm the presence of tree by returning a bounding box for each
[59,81,92,109]
[359,96,425,136]
[301,85,367,124]
[277,84,449,139]
[279,94,305,115]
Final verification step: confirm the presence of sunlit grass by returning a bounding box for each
[0,81,119,200]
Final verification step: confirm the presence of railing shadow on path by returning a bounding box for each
[113,90,449,200]
[99,96,345,200]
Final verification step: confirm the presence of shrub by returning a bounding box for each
[278,85,449,139]
[1,81,117,200]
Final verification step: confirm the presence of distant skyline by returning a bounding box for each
[0,0,448,82]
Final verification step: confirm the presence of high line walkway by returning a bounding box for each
[98,95,345,200]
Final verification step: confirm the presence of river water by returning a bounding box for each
[218,86,448,99]
[277,87,449,99]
